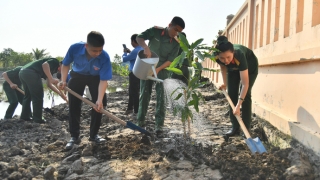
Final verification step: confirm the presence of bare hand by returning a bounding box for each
[50,78,59,85]
[219,84,226,90]
[233,104,241,116]
[10,84,18,89]
[143,47,151,58]
[58,81,67,90]
[93,100,103,113]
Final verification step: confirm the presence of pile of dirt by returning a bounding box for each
[0,76,317,179]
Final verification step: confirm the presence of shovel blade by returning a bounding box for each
[126,121,151,136]
[253,137,267,154]
[245,138,259,154]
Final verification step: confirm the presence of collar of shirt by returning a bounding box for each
[161,28,173,43]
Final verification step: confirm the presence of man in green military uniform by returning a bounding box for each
[19,58,64,123]
[136,16,185,133]
[171,32,190,85]
[2,66,24,120]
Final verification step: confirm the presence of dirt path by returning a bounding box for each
[0,75,318,180]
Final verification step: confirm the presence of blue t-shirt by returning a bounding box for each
[122,46,143,71]
[62,42,112,80]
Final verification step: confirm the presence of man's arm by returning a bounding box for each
[58,64,70,90]
[46,80,68,101]
[94,80,108,112]
[122,49,138,62]
[42,62,59,85]
[2,72,17,89]
[136,37,151,58]
[156,61,171,74]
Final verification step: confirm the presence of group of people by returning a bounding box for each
[2,15,259,150]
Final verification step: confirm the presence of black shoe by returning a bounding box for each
[89,135,106,144]
[65,137,81,150]
[224,127,240,137]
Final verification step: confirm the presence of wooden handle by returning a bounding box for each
[54,84,69,104]
[64,87,127,126]
[222,89,251,138]
[16,87,25,95]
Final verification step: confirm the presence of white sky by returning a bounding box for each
[0,0,245,61]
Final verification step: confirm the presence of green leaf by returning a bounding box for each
[188,100,195,106]
[166,67,183,75]
[190,38,204,49]
[202,68,218,72]
[179,32,190,47]
[174,93,183,100]
[192,93,199,112]
[195,51,204,61]
[170,87,181,97]
[170,55,181,68]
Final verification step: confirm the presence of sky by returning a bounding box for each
[0,0,245,62]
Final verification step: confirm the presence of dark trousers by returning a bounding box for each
[68,71,106,138]
[227,70,258,130]
[127,72,140,113]
[3,82,23,119]
[19,69,41,121]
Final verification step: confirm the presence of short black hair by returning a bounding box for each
[215,36,234,53]
[87,31,105,47]
[131,34,138,44]
[171,16,185,29]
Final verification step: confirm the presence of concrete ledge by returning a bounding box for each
[253,102,320,157]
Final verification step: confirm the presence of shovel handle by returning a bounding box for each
[54,84,69,104]
[16,87,25,95]
[64,87,126,126]
[222,89,251,139]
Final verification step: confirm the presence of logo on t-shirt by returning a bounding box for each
[93,65,100,71]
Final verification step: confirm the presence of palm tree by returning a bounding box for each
[32,48,49,60]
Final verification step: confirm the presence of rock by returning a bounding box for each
[175,160,194,171]
[8,171,22,180]
[43,166,56,179]
[125,175,139,180]
[82,144,94,156]
[71,159,84,174]
[285,150,314,178]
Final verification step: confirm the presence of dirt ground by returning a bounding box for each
[0,75,318,180]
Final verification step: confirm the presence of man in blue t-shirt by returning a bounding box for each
[58,31,112,150]
[122,34,143,115]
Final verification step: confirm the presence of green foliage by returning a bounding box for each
[111,54,129,77]
[32,48,49,60]
[0,48,33,68]
[165,33,219,136]
[55,56,64,61]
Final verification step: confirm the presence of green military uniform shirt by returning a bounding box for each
[4,66,22,86]
[216,44,258,74]
[22,58,60,79]
[137,27,180,67]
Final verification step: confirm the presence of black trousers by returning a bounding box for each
[68,71,106,138]
[127,72,140,113]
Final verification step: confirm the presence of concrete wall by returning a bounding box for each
[202,0,320,156]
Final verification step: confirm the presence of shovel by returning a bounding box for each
[222,89,267,154]
[64,87,151,136]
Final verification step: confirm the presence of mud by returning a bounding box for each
[0,75,318,180]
